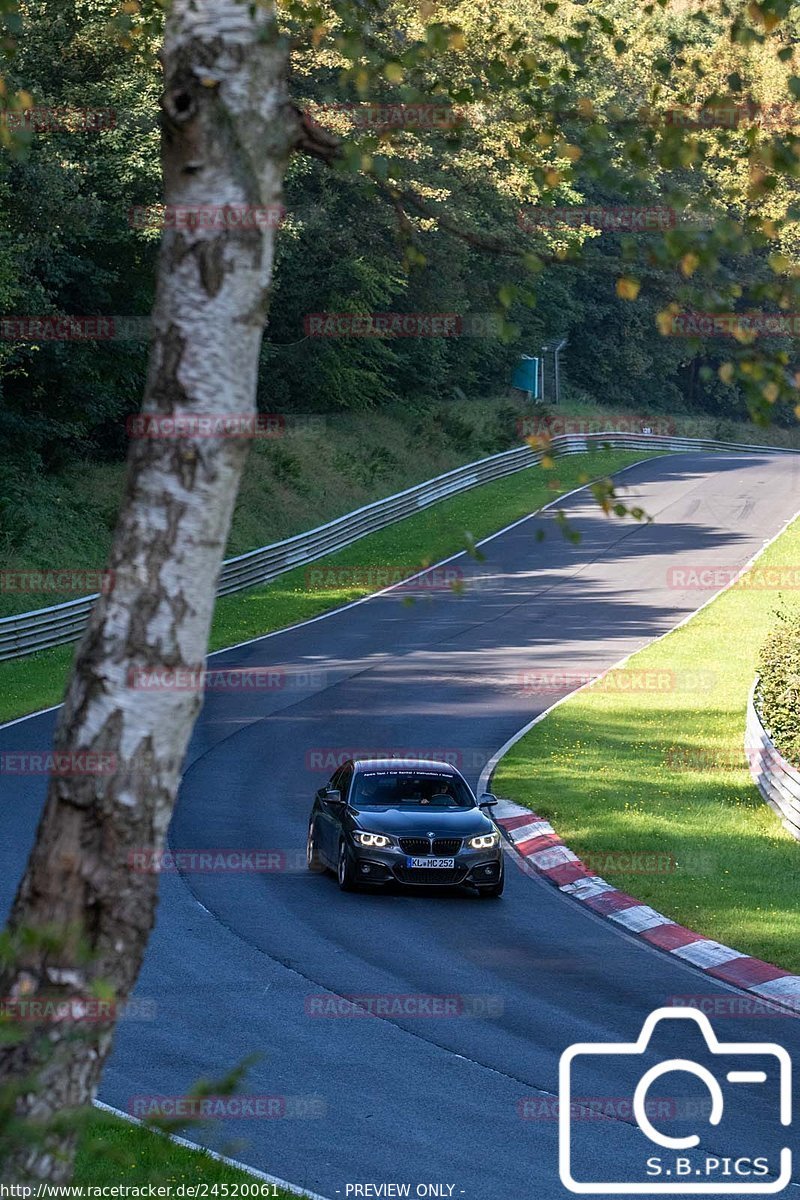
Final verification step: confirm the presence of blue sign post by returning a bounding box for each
[512,355,540,398]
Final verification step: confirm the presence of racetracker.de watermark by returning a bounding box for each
[129,204,285,230]
[303,312,501,338]
[667,994,800,1018]
[0,316,142,341]
[518,1096,680,1121]
[664,102,799,130]
[579,851,677,875]
[129,849,307,874]
[667,565,800,590]
[0,996,156,1023]
[304,565,468,592]
[126,666,326,692]
[517,206,675,233]
[306,102,461,131]
[517,668,716,695]
[666,311,800,337]
[0,751,118,776]
[126,413,285,439]
[517,414,675,437]
[127,1095,326,1120]
[303,748,490,772]
[665,746,754,772]
[304,994,503,1018]
[1,106,116,132]
[0,569,113,594]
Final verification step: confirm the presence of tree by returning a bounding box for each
[0,0,299,1179]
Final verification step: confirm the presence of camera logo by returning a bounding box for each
[559,1007,792,1193]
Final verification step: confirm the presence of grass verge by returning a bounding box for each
[495,512,800,974]
[0,448,654,726]
[76,1109,298,1193]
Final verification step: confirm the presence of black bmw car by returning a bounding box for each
[306,758,504,896]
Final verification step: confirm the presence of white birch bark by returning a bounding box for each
[0,0,297,1180]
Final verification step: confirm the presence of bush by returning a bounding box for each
[756,608,800,765]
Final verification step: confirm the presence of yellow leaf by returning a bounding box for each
[577,97,594,119]
[680,252,699,278]
[545,168,561,186]
[761,219,779,238]
[763,382,779,403]
[17,90,33,108]
[536,132,552,147]
[448,31,466,50]
[616,277,640,301]
[718,362,735,384]
[769,253,791,274]
[311,24,328,47]
[200,77,218,87]
[795,403,800,419]
[384,63,404,84]
[121,0,139,10]
[561,143,582,162]
[655,309,676,336]
[360,153,373,171]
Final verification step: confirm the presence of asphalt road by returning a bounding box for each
[2,452,800,1199]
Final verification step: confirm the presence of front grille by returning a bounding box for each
[433,838,462,856]
[399,837,432,855]
[399,837,463,856]
[395,866,467,886]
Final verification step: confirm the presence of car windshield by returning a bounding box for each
[351,770,474,809]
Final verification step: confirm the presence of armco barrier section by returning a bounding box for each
[1,430,797,662]
[746,684,800,841]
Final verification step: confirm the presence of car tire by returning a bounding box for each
[477,874,504,898]
[306,821,325,873]
[337,838,358,892]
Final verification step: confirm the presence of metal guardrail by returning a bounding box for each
[1,430,798,663]
[746,684,800,842]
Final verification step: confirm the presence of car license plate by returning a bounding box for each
[406,857,455,869]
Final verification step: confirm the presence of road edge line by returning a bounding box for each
[91,1099,334,1200]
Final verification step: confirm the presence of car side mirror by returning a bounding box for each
[479,793,498,808]
[322,787,343,805]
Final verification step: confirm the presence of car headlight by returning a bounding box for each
[468,832,499,850]
[353,831,393,848]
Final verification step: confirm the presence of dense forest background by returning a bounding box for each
[2,0,800,523]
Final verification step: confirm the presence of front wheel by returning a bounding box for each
[337,839,358,892]
[307,821,325,873]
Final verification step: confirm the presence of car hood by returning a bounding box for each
[351,806,494,837]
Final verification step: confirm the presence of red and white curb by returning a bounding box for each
[494,798,800,1017]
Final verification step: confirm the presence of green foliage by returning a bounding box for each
[757,606,800,765]
[2,0,800,510]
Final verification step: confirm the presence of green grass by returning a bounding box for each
[5,391,799,623]
[495,513,800,974]
[75,1109,298,1192]
[0,397,531,620]
[0,448,653,724]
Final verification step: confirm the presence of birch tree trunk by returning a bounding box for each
[0,0,296,1181]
